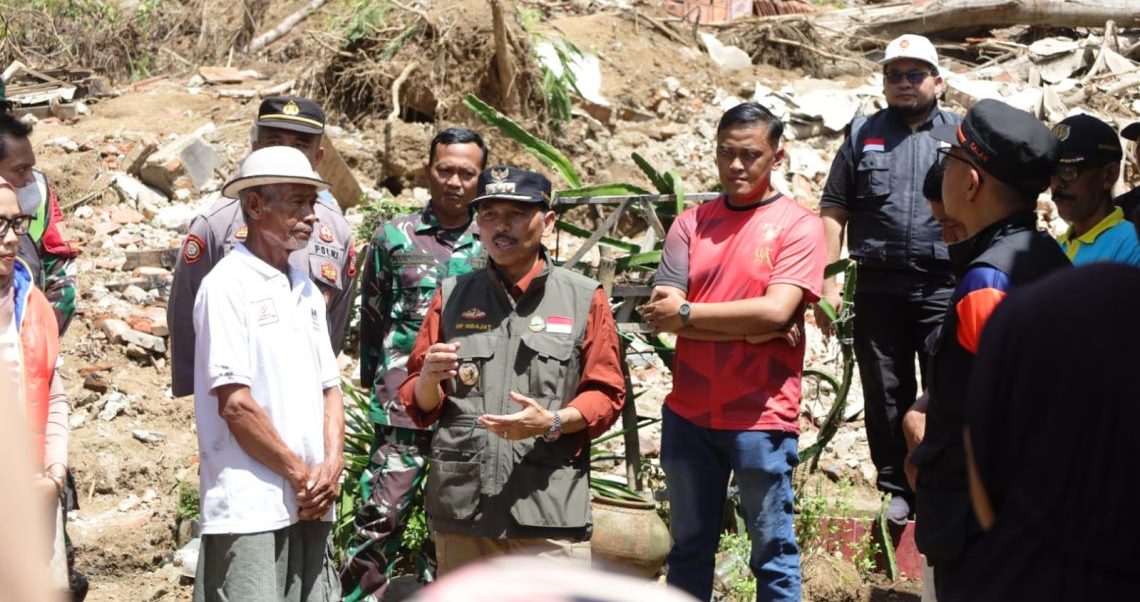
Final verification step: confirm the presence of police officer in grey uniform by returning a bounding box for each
[167,96,356,398]
[818,35,961,523]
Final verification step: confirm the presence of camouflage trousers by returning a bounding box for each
[339,425,433,602]
[42,255,77,337]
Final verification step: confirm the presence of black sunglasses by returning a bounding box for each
[885,70,933,85]
[0,215,32,238]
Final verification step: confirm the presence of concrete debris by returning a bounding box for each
[700,33,752,71]
[115,174,169,208]
[98,392,130,421]
[121,328,167,354]
[44,136,80,152]
[140,131,222,196]
[132,430,167,444]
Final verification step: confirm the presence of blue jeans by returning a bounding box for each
[661,405,800,602]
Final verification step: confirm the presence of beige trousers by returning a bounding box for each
[434,531,591,576]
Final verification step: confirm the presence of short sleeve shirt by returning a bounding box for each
[655,195,827,432]
[192,243,340,535]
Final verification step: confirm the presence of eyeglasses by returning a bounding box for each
[0,215,33,237]
[1053,161,1106,183]
[937,147,980,171]
[885,70,933,85]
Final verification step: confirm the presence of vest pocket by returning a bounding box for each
[507,463,590,529]
[855,152,891,199]
[426,460,482,521]
[449,336,496,399]
[518,333,575,402]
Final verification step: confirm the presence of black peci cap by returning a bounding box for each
[256,96,326,135]
[1052,114,1122,164]
[930,99,1059,197]
[471,166,553,208]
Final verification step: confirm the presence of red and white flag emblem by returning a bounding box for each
[546,315,573,334]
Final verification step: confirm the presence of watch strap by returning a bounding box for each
[541,411,563,442]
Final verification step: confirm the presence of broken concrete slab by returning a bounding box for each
[197,66,260,84]
[121,328,167,354]
[139,133,221,196]
[98,391,130,421]
[154,204,196,232]
[132,430,166,444]
[97,318,130,343]
[700,33,751,71]
[124,141,158,176]
[114,174,168,209]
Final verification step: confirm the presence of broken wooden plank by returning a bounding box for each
[317,132,364,210]
[122,248,180,271]
[564,197,636,270]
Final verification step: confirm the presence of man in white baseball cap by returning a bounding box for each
[191,145,345,601]
[819,33,962,526]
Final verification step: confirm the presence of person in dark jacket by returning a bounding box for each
[904,99,1071,601]
[817,34,961,521]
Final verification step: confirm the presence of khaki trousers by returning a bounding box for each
[434,531,590,576]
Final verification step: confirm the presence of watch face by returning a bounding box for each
[679,304,690,316]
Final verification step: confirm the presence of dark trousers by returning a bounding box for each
[853,277,952,503]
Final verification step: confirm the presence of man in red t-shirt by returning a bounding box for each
[640,102,826,602]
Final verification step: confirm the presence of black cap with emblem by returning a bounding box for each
[256,96,326,135]
[929,99,1059,197]
[1053,114,1122,164]
[471,165,553,209]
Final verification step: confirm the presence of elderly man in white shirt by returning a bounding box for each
[191,146,345,602]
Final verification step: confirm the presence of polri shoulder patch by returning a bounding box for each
[182,234,205,264]
[321,262,338,282]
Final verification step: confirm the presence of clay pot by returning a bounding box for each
[590,495,671,577]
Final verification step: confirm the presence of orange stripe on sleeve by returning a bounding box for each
[956,288,1007,354]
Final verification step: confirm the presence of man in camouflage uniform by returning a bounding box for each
[340,128,487,601]
[167,96,356,398]
[0,111,79,337]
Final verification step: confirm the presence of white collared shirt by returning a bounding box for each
[192,243,340,535]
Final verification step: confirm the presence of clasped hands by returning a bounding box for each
[291,456,343,521]
[637,287,800,346]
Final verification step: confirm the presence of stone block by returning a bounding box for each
[140,133,221,196]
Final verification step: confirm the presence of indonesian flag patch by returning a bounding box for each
[862,137,885,153]
[546,315,573,334]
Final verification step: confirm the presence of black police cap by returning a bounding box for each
[471,166,553,208]
[256,96,326,135]
[930,99,1059,197]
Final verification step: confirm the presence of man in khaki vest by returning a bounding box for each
[398,166,626,574]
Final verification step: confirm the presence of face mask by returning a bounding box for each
[15,183,39,215]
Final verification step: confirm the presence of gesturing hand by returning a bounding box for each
[479,391,554,440]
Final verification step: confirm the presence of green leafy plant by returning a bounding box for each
[176,479,200,524]
[716,532,758,601]
[463,94,583,188]
[333,380,375,563]
[798,258,858,470]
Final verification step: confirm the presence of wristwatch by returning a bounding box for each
[541,410,563,442]
[678,302,692,327]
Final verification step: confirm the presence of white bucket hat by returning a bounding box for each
[880,34,940,72]
[222,146,329,198]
